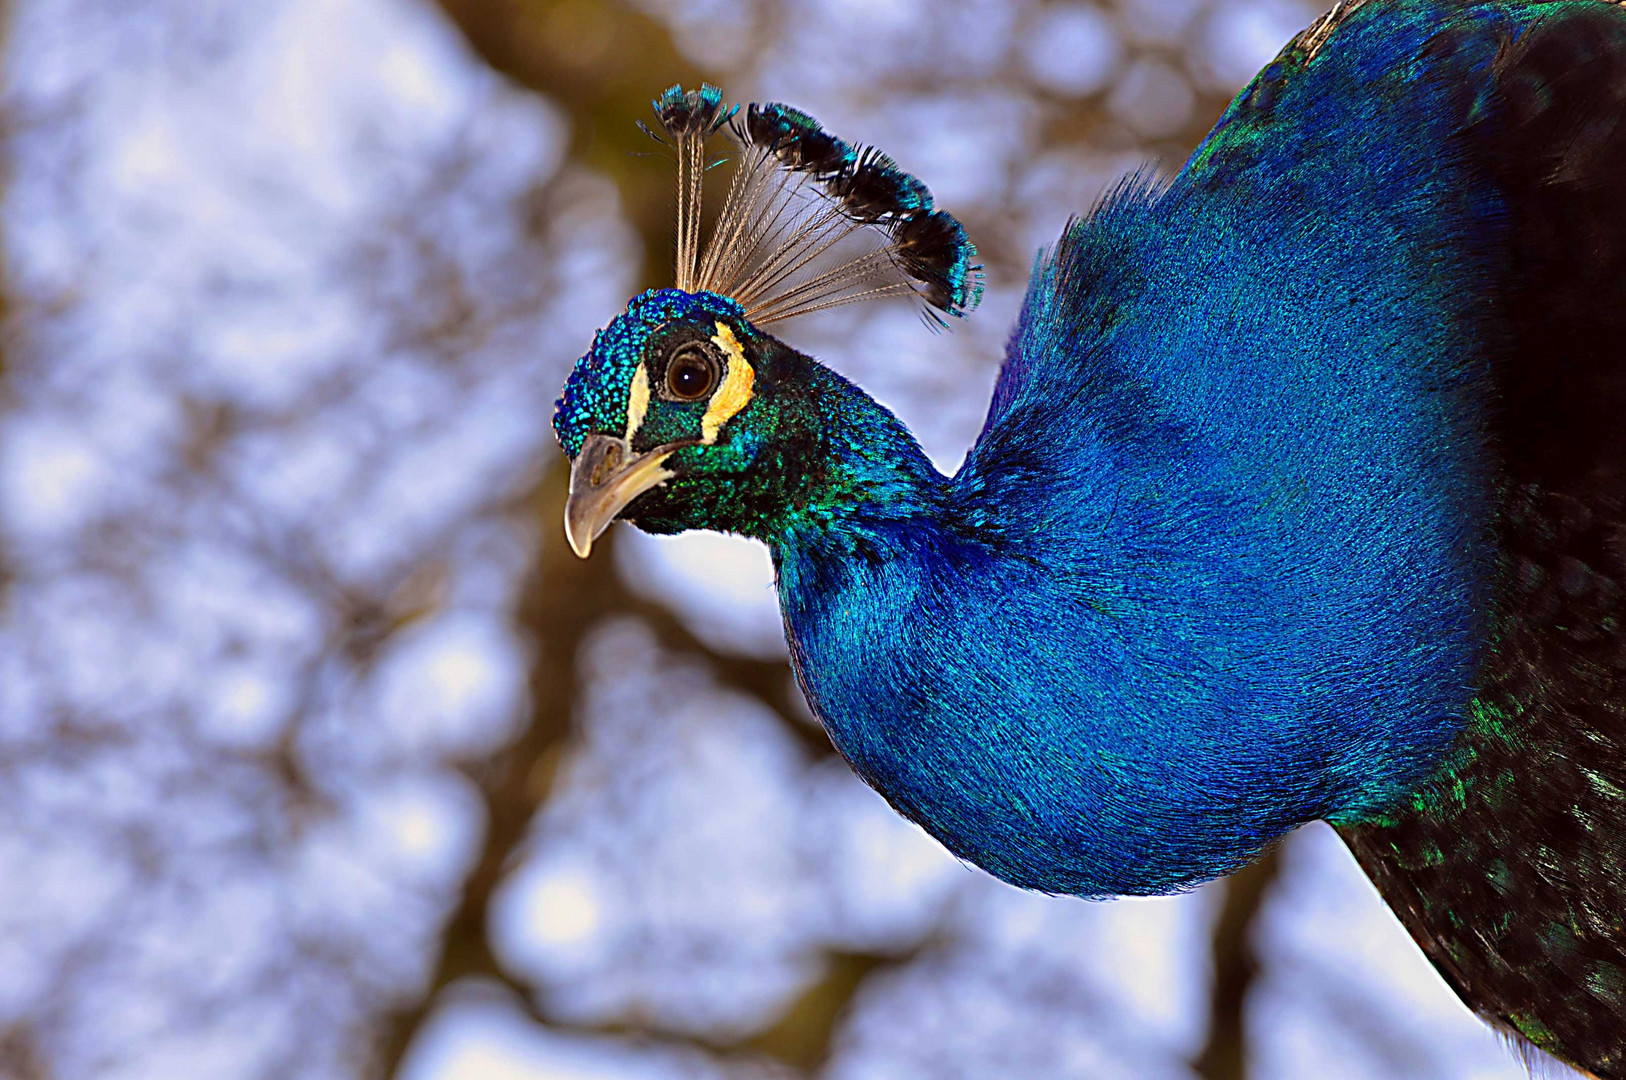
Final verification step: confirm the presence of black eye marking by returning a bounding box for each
[661,342,722,401]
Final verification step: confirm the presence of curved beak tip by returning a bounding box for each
[563,517,594,560]
[561,433,682,560]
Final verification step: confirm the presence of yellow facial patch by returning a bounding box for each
[701,322,755,444]
[623,363,651,441]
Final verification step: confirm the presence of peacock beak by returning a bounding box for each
[563,433,691,558]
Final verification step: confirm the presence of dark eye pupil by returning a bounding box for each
[667,352,715,399]
[673,362,706,393]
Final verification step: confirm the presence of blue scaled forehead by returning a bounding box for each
[553,288,747,456]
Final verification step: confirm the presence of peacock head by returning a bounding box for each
[552,85,981,557]
[553,286,775,554]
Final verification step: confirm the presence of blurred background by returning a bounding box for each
[0,0,1582,1077]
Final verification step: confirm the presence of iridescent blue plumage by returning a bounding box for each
[787,0,1514,897]
[554,2,1626,1073]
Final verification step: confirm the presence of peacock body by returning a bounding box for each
[552,1,1626,1074]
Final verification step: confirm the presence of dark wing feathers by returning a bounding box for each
[1342,478,1626,1079]
[1478,0,1626,496]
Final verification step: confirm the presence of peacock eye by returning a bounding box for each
[664,345,721,401]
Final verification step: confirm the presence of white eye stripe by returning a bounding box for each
[624,363,651,442]
[701,323,755,445]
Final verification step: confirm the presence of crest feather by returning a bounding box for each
[643,86,983,326]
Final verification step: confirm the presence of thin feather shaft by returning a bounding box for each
[675,134,705,290]
[717,173,821,297]
[749,244,902,314]
[700,148,784,292]
[735,217,868,307]
[732,205,859,305]
[750,281,917,323]
[697,146,767,289]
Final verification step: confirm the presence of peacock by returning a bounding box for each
[551,0,1626,1074]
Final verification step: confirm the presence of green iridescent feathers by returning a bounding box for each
[639,85,982,325]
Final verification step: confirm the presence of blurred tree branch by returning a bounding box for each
[373,458,835,1077]
[1193,846,1283,1080]
[431,0,715,287]
[371,459,611,1076]
[417,940,925,1078]
[0,0,10,604]
[739,950,906,1073]
[0,1024,50,1080]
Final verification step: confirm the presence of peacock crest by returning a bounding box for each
[640,84,983,326]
